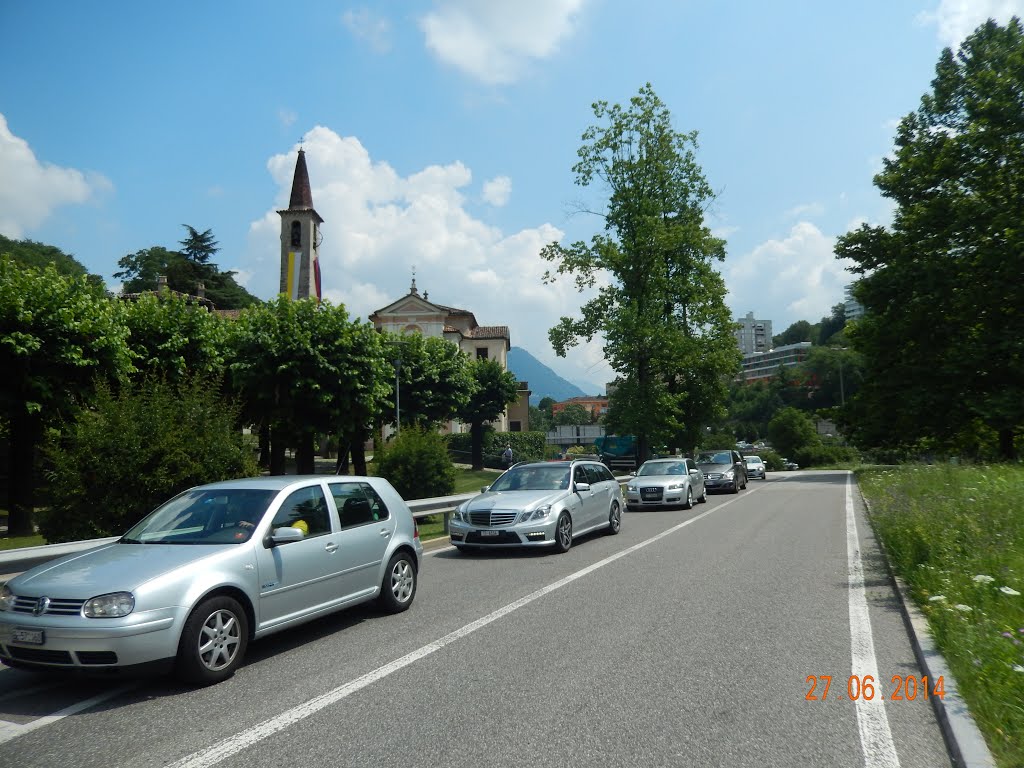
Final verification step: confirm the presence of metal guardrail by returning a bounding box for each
[0,495,480,579]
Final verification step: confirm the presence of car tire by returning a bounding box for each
[683,487,693,510]
[626,504,637,512]
[554,512,573,553]
[698,486,707,503]
[378,551,417,613]
[176,595,249,686]
[731,478,740,494]
[606,502,621,535]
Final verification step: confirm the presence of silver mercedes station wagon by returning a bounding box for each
[0,475,422,685]
[449,460,624,553]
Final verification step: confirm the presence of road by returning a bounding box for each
[0,471,954,767]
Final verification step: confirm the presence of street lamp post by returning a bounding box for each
[393,357,402,435]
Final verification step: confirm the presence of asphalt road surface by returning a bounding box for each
[0,471,954,767]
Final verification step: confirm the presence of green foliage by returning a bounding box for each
[122,293,227,384]
[836,19,1024,459]
[445,430,546,468]
[757,449,785,471]
[0,257,133,536]
[528,404,553,433]
[114,225,259,310]
[389,333,474,428]
[793,441,860,468]
[699,431,739,450]
[226,297,392,471]
[767,407,819,460]
[457,357,521,470]
[375,426,455,500]
[554,402,592,426]
[541,84,740,460]
[40,377,258,542]
[858,465,1024,766]
[0,235,104,288]
[773,320,813,347]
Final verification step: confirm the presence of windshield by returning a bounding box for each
[488,465,570,492]
[637,462,686,477]
[745,457,763,465]
[121,488,277,545]
[696,451,733,465]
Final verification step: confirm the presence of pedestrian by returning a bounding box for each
[502,444,513,468]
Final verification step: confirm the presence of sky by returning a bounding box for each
[2,0,1021,394]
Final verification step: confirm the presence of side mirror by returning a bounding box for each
[480,485,491,494]
[269,526,305,546]
[574,481,591,493]
[629,471,637,477]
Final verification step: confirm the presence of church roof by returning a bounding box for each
[281,149,324,223]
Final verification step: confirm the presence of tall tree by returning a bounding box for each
[457,358,520,470]
[554,403,592,426]
[773,320,813,347]
[0,258,132,536]
[226,297,391,474]
[179,225,219,266]
[0,235,104,288]
[122,293,228,384]
[542,84,739,458]
[837,18,1024,458]
[387,334,474,429]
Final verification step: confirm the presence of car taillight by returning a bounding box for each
[414,520,420,539]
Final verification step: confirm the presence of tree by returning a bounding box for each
[457,358,520,470]
[121,293,227,384]
[388,334,474,429]
[836,19,1024,459]
[767,407,819,460]
[528,404,553,433]
[815,304,847,346]
[554,402,592,426]
[226,297,392,474]
[41,377,257,542]
[541,84,739,459]
[0,234,104,288]
[179,225,219,266]
[0,258,132,536]
[773,320,813,347]
[797,346,863,411]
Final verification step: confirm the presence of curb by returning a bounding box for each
[856,481,997,768]
[420,536,451,553]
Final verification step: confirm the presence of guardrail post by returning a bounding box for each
[443,511,450,535]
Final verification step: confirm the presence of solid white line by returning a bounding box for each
[846,474,900,767]
[0,684,134,745]
[168,492,752,768]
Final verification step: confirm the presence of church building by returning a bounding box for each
[278,149,322,301]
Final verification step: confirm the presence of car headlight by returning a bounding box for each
[626,484,637,492]
[0,585,14,612]
[724,470,734,479]
[83,592,135,618]
[667,483,683,490]
[530,504,553,521]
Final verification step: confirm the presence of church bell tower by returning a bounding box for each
[278,149,323,300]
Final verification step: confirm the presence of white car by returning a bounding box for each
[625,458,706,510]
[744,455,767,480]
[0,476,422,685]
[449,460,624,553]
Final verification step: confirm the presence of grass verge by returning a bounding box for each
[857,464,1024,767]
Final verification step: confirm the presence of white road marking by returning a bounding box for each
[0,684,134,745]
[846,474,900,767]
[168,490,757,768]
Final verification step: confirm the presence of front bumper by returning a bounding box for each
[625,486,687,508]
[0,608,181,671]
[703,475,736,491]
[448,518,558,547]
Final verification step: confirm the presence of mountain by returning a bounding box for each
[507,347,590,405]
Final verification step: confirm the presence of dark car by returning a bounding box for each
[695,449,748,493]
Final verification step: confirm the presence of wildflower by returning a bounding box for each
[954,604,972,612]
[1014,665,1024,673]
[929,595,946,602]
[973,575,995,584]
[1000,586,1021,596]
[1003,632,1014,639]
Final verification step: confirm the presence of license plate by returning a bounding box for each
[479,530,499,537]
[642,492,659,499]
[12,628,44,645]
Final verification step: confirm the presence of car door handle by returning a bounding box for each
[379,529,391,538]
[324,543,338,553]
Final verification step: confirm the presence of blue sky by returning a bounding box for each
[1,0,1019,393]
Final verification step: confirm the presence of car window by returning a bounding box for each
[490,465,571,491]
[696,451,733,464]
[272,485,331,538]
[574,466,590,485]
[583,464,604,484]
[597,464,615,483]
[329,482,390,528]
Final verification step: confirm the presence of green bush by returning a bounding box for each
[794,442,860,468]
[756,448,785,471]
[40,377,258,543]
[377,426,456,500]
[445,430,546,467]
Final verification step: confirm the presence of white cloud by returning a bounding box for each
[278,108,297,128]
[918,0,1024,48]
[245,126,604,382]
[419,0,587,85]
[726,222,855,328]
[785,202,824,219]
[482,175,511,206]
[0,113,109,238]
[342,8,392,53]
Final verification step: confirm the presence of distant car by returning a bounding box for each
[744,455,767,480]
[625,458,706,510]
[450,460,624,553]
[784,459,800,471]
[695,449,748,493]
[0,476,422,685]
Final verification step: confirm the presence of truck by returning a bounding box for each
[594,435,639,472]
